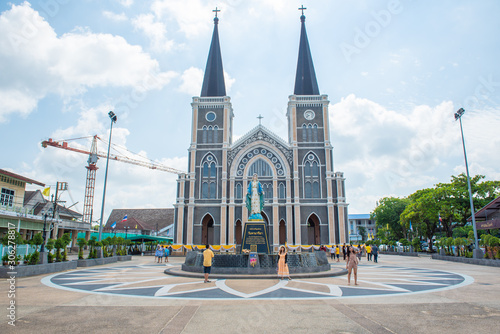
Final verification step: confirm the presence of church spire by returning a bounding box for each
[200,8,226,97]
[294,6,320,95]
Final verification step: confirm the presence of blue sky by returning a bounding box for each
[1,0,499,224]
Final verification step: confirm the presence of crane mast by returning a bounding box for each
[83,136,98,225]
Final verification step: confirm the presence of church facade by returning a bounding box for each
[173,11,349,249]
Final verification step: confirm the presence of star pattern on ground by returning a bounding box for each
[41,263,473,300]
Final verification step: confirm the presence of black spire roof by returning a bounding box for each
[294,14,320,95]
[200,16,226,97]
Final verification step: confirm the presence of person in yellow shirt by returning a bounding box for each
[366,244,372,261]
[203,244,214,283]
[335,245,340,262]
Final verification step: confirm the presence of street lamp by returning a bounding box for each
[40,208,53,253]
[454,108,482,258]
[98,111,117,241]
[124,226,129,239]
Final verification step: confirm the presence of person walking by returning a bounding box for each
[366,244,372,261]
[346,245,359,285]
[155,245,163,263]
[371,244,379,263]
[164,245,169,263]
[277,245,291,280]
[342,243,347,261]
[203,244,214,283]
[330,245,335,260]
[336,244,340,262]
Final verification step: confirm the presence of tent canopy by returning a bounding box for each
[127,235,173,243]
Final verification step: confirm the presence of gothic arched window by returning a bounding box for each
[303,154,321,199]
[214,125,219,143]
[200,154,217,199]
[202,126,208,143]
[235,183,242,199]
[279,182,286,199]
[207,126,213,143]
[247,159,273,177]
[313,124,318,142]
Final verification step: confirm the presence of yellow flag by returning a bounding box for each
[135,224,138,229]
[42,187,50,197]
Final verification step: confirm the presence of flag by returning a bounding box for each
[135,224,138,229]
[42,187,50,197]
[439,214,442,224]
[111,221,117,229]
[122,215,128,222]
[409,221,413,232]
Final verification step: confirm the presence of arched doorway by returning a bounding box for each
[201,214,214,245]
[307,214,321,245]
[279,220,286,245]
[235,220,242,245]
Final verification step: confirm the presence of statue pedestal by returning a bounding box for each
[241,221,270,254]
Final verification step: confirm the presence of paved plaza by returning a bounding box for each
[2,254,500,333]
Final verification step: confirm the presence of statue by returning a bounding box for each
[246,173,264,221]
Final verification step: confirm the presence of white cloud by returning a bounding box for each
[117,0,134,7]
[0,3,175,122]
[179,67,203,96]
[151,0,213,38]
[103,11,128,22]
[131,13,174,52]
[330,95,500,213]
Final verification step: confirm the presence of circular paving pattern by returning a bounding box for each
[41,263,473,300]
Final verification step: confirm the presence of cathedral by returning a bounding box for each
[173,10,348,249]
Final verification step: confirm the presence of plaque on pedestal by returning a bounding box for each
[241,221,270,254]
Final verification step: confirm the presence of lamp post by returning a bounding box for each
[124,226,129,239]
[454,108,482,258]
[98,111,117,241]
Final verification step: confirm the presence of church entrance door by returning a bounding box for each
[201,215,214,245]
[235,220,242,245]
[279,220,286,245]
[307,215,321,245]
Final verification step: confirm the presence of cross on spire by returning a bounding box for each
[257,114,264,125]
[213,7,220,18]
[298,5,307,15]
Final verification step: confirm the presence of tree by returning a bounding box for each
[400,188,440,252]
[372,197,409,241]
[435,174,500,237]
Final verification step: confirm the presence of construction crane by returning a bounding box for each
[42,135,186,225]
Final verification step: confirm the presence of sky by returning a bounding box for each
[1,0,499,225]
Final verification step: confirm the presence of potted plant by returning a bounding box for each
[45,239,55,263]
[2,253,10,266]
[77,238,87,260]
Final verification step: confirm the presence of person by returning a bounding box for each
[342,243,347,261]
[336,244,340,262]
[277,245,291,280]
[366,244,372,261]
[357,245,363,262]
[330,245,335,260]
[203,244,214,283]
[155,245,163,263]
[164,245,169,263]
[345,245,359,285]
[246,173,265,220]
[371,244,379,263]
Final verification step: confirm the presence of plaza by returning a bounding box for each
[2,254,499,333]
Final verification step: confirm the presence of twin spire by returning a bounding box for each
[200,6,319,97]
